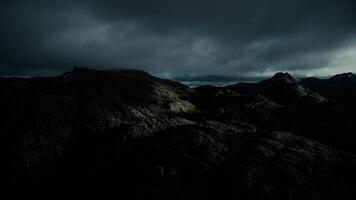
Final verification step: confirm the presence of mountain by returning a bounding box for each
[302,72,356,105]
[3,68,356,199]
[227,72,326,105]
[173,74,265,83]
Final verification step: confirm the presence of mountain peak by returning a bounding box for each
[258,72,298,88]
[330,72,356,81]
[269,72,297,84]
[257,72,326,104]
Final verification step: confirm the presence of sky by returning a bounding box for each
[0,0,356,79]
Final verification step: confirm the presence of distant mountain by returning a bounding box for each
[330,72,356,81]
[227,72,326,105]
[3,68,356,199]
[302,72,356,105]
[174,74,265,83]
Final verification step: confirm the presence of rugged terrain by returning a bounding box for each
[3,68,356,199]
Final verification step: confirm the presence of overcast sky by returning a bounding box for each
[0,0,355,78]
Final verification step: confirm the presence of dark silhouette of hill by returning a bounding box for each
[302,72,356,105]
[3,68,356,199]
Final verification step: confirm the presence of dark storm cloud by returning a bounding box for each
[0,0,355,77]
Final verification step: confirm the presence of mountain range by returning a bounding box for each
[3,67,356,199]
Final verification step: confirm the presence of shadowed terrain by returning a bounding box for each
[3,68,356,199]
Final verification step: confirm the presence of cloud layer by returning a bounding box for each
[0,0,355,77]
